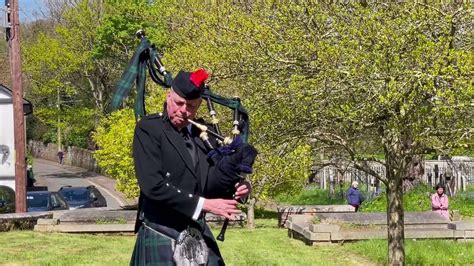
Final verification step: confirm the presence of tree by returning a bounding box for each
[160,1,318,228]
[89,4,471,264]
[207,3,471,264]
[22,32,94,148]
[23,0,169,147]
[158,2,473,264]
[93,108,137,198]
[0,34,11,86]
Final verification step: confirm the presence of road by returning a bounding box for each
[33,158,132,209]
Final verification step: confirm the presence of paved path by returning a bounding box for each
[33,158,134,209]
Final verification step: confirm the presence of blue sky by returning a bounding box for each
[19,0,46,22]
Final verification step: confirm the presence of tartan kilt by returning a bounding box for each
[130,222,224,266]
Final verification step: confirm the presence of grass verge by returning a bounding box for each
[274,185,347,205]
[345,239,474,265]
[0,222,368,266]
[0,219,472,265]
[361,184,474,218]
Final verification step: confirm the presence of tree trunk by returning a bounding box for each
[403,155,424,192]
[386,173,405,266]
[247,197,256,229]
[329,168,335,197]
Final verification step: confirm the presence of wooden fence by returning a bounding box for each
[311,159,474,197]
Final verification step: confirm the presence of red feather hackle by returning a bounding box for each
[190,69,209,89]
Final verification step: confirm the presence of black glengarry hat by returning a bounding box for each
[171,69,209,100]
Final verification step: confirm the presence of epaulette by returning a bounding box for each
[143,112,163,120]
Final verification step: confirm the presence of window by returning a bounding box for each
[0,186,14,204]
[27,194,49,208]
[56,195,68,208]
[61,189,89,201]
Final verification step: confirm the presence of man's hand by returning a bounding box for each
[234,180,251,201]
[203,198,241,220]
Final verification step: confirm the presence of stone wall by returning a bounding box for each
[28,140,104,174]
[0,212,52,232]
[277,205,355,228]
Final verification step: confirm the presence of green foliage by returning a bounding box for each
[23,1,473,226]
[92,83,166,198]
[95,217,127,224]
[464,185,474,193]
[274,185,346,205]
[312,216,321,224]
[452,186,474,218]
[95,0,170,59]
[251,144,313,201]
[161,2,473,208]
[22,31,94,147]
[23,0,171,148]
[93,108,137,198]
[452,197,474,219]
[362,184,432,212]
[362,184,474,218]
[26,152,34,166]
[62,107,96,147]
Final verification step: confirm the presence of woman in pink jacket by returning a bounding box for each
[431,184,449,220]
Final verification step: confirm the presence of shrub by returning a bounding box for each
[92,108,138,199]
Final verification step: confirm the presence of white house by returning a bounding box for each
[0,84,32,191]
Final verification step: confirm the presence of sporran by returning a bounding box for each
[173,227,209,266]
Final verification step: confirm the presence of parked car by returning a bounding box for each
[0,185,15,213]
[58,185,107,209]
[26,191,69,212]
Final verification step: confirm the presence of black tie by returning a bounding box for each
[182,128,202,194]
[182,128,198,170]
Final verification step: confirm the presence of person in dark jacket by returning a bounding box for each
[347,181,363,212]
[130,69,253,266]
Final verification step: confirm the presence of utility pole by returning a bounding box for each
[57,86,61,151]
[8,0,26,212]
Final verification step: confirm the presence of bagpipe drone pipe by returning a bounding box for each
[111,30,258,241]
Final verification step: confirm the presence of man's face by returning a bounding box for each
[166,90,202,129]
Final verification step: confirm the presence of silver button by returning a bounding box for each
[166,183,169,187]
[165,172,170,177]
[188,194,193,198]
[177,189,181,193]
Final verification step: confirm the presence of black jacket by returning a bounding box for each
[133,112,218,233]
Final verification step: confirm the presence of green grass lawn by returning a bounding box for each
[361,184,474,219]
[275,183,474,220]
[0,226,369,266]
[274,185,347,205]
[348,239,474,265]
[0,231,133,265]
[1,219,473,265]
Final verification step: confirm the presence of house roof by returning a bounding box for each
[0,84,33,115]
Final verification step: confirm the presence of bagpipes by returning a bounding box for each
[112,30,257,241]
[187,109,257,242]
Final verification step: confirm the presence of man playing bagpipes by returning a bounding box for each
[112,31,257,266]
